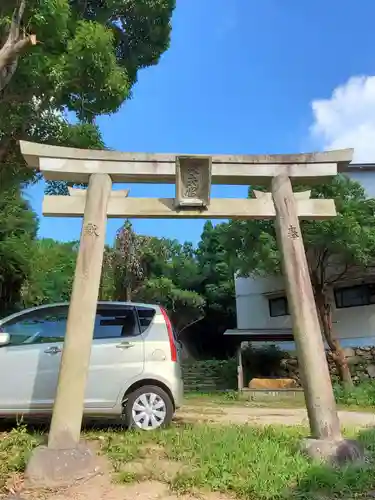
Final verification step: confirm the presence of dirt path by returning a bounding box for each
[17,455,229,500]
[21,474,192,500]
[177,404,375,428]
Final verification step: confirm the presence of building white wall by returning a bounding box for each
[235,275,291,330]
[235,274,375,346]
[347,171,375,197]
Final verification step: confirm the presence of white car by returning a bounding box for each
[0,302,183,430]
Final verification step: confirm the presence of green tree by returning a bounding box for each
[196,221,236,319]
[102,221,205,333]
[222,176,375,387]
[138,238,205,333]
[138,276,205,333]
[0,187,37,315]
[21,238,78,306]
[181,221,236,358]
[107,220,154,301]
[0,0,175,187]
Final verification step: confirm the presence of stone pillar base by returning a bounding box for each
[301,438,365,465]
[25,442,100,488]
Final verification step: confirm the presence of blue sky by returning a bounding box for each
[25,0,375,246]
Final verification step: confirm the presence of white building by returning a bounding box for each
[231,274,375,349]
[226,166,375,350]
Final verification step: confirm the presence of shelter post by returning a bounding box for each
[237,343,244,391]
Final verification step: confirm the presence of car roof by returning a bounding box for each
[0,301,161,324]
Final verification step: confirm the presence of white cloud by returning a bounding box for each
[310,75,375,162]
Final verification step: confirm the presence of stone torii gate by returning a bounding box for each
[20,141,362,485]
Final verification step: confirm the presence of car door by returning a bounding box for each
[0,305,68,413]
[84,304,145,409]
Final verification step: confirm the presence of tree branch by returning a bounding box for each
[319,248,328,288]
[328,263,350,285]
[0,0,37,93]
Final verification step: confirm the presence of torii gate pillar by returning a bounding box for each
[272,174,363,462]
[48,173,112,449]
[272,174,341,438]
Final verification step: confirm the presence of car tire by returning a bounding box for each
[124,385,174,431]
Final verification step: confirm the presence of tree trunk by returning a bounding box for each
[315,287,354,388]
[0,0,37,93]
[125,284,132,302]
[98,272,104,301]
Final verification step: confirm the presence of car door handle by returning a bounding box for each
[44,346,61,355]
[116,341,135,349]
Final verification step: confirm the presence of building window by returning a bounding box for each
[269,296,289,317]
[334,284,375,309]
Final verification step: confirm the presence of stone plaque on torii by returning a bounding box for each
[19,141,362,486]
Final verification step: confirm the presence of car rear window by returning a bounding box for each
[136,306,156,332]
[94,307,138,338]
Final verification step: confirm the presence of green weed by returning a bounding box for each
[0,423,41,492]
[97,423,375,500]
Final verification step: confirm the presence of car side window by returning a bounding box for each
[136,306,156,333]
[93,307,139,339]
[2,306,68,345]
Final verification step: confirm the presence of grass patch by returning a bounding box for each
[1,420,375,499]
[184,391,307,409]
[0,424,41,493]
[184,390,243,405]
[334,382,375,410]
[184,388,375,412]
[98,423,375,500]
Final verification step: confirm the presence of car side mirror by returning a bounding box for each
[0,331,10,347]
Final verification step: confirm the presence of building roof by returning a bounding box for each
[224,328,294,342]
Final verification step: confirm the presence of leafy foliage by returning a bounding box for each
[0,0,175,188]
[0,424,41,493]
[139,276,205,332]
[222,176,375,283]
[103,221,205,332]
[109,220,153,301]
[334,381,375,408]
[183,221,237,358]
[21,238,78,307]
[0,187,37,315]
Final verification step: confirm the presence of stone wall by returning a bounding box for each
[181,347,375,393]
[280,346,375,386]
[181,359,237,392]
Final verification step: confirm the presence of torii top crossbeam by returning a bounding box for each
[20,141,353,185]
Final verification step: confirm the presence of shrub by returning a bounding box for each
[334,381,375,407]
[182,358,238,391]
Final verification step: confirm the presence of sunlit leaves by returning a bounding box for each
[0,0,175,188]
[222,175,375,287]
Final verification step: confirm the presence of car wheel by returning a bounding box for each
[124,385,174,430]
